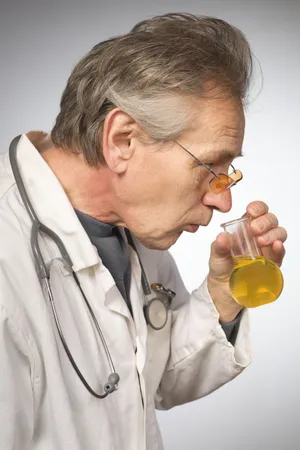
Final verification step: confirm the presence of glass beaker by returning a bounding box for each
[221,216,284,308]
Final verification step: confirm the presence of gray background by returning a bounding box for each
[1,0,299,449]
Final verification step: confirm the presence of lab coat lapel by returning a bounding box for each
[101,262,137,348]
[129,247,148,373]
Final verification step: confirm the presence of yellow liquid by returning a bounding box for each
[230,256,284,308]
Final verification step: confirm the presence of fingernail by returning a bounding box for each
[251,205,260,215]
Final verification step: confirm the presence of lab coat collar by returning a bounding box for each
[12,133,100,272]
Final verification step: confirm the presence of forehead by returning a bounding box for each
[184,96,245,160]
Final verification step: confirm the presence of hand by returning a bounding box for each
[207,201,287,322]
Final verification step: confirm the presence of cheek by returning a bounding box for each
[182,170,209,204]
[134,163,179,201]
[165,168,208,212]
[171,187,206,225]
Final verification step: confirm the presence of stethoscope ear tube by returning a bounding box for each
[10,135,73,279]
[9,135,38,224]
[9,135,120,399]
[44,276,119,399]
[31,221,73,279]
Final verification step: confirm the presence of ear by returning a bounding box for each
[102,108,136,173]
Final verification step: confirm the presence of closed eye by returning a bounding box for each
[193,161,213,169]
[204,162,236,172]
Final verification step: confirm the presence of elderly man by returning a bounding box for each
[0,12,287,450]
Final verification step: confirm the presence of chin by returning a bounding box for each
[137,231,182,250]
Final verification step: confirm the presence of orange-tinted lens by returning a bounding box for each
[229,170,243,184]
[210,174,233,193]
[210,170,243,193]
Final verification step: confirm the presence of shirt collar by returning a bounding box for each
[12,132,99,272]
[75,209,117,238]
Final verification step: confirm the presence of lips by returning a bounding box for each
[185,224,199,232]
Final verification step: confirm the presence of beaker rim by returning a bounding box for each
[220,216,250,228]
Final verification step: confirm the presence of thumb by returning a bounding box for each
[209,232,234,280]
[210,232,233,259]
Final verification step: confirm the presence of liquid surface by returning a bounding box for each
[230,256,284,308]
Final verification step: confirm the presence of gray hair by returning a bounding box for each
[51,13,253,166]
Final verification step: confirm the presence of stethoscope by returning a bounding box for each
[9,135,176,399]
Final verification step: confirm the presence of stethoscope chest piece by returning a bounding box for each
[144,283,175,330]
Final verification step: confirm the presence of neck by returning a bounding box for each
[41,146,123,225]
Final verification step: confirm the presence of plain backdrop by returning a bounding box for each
[1,0,299,449]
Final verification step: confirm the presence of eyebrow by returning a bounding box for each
[204,150,244,164]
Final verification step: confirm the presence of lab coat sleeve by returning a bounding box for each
[0,305,34,449]
[155,250,252,410]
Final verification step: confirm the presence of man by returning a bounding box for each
[0,12,287,450]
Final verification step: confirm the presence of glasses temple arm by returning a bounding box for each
[173,141,219,179]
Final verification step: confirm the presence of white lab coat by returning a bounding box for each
[0,133,251,450]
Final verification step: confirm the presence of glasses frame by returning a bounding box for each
[173,140,242,193]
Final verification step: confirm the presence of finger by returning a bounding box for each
[251,213,279,235]
[257,226,288,246]
[273,241,286,266]
[263,241,286,267]
[246,201,269,218]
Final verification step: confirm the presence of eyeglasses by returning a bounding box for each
[174,141,243,194]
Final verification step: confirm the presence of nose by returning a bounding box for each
[202,188,232,213]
